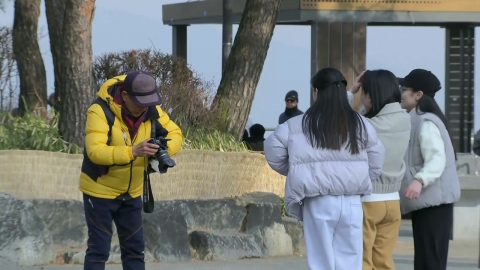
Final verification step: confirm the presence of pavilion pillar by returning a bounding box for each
[444,24,475,153]
[310,22,367,110]
[172,25,188,62]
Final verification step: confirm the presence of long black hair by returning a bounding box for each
[415,96,449,134]
[413,89,457,159]
[362,69,402,118]
[303,67,367,155]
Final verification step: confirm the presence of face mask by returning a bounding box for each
[359,105,367,116]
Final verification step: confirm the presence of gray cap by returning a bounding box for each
[123,70,161,107]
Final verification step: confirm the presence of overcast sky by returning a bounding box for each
[1,0,479,134]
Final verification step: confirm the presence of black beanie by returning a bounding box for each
[285,90,299,102]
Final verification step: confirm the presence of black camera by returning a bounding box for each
[149,137,176,174]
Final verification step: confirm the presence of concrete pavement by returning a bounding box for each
[4,220,479,270]
[3,256,478,270]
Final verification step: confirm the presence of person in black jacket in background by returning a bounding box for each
[242,129,249,142]
[473,129,480,156]
[278,90,303,125]
[245,124,266,152]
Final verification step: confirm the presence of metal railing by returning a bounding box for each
[265,127,276,132]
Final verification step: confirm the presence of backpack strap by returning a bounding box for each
[92,98,114,146]
[81,98,116,180]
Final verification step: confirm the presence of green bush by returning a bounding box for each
[0,112,82,153]
[0,112,247,153]
[183,127,247,152]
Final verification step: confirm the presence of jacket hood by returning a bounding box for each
[97,75,126,121]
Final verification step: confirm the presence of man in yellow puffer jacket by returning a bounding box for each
[79,70,182,270]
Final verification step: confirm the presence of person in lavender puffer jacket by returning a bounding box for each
[264,67,385,270]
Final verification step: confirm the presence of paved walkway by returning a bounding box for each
[4,220,479,270]
[5,256,479,270]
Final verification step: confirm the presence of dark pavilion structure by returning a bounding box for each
[162,0,479,153]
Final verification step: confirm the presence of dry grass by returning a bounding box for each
[0,149,286,201]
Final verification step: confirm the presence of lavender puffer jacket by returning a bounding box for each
[264,115,385,221]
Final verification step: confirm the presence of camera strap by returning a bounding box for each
[143,171,155,213]
[143,119,156,213]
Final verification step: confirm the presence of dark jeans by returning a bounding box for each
[411,203,454,270]
[83,193,145,270]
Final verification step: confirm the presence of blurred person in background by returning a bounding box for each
[473,129,480,155]
[242,129,249,142]
[278,90,303,125]
[244,123,266,152]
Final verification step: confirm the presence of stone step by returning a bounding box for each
[189,230,265,261]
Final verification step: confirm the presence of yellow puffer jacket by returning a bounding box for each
[79,75,182,199]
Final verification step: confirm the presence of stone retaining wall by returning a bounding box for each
[0,192,305,266]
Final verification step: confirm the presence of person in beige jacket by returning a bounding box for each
[348,70,411,270]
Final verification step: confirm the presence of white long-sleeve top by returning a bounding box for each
[346,91,367,115]
[415,120,447,187]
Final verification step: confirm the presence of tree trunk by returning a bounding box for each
[212,0,282,141]
[12,0,47,117]
[45,0,96,146]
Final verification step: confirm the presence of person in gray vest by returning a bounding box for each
[398,69,461,270]
[278,90,303,124]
